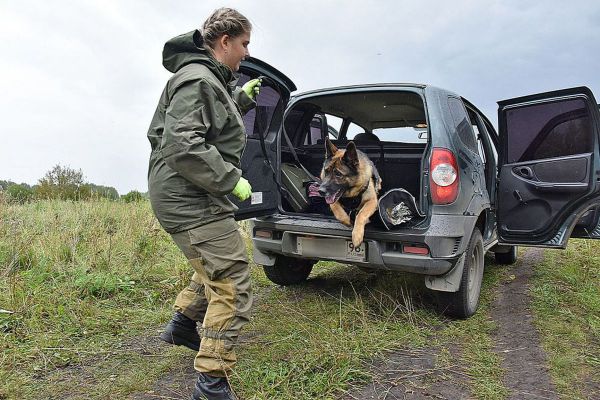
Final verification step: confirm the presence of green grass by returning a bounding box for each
[232,263,435,399]
[1,199,511,399]
[0,199,187,399]
[531,240,600,399]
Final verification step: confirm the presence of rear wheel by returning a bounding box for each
[262,256,314,285]
[494,246,518,264]
[441,228,484,318]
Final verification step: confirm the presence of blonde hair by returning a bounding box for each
[202,8,252,50]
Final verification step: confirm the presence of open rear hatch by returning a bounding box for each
[278,88,430,230]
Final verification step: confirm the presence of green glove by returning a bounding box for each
[232,177,252,201]
[242,78,261,100]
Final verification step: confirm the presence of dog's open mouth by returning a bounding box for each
[325,189,344,205]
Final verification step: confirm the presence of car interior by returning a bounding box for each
[279,90,429,216]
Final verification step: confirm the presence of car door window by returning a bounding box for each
[506,98,593,163]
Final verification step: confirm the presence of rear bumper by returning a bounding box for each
[250,213,478,276]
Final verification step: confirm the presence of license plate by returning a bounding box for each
[296,236,367,262]
[346,241,366,261]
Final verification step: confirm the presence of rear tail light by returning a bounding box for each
[430,148,459,204]
[254,229,273,239]
[403,244,430,255]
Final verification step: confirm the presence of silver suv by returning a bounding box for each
[232,58,600,318]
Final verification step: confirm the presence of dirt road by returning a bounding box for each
[342,248,560,400]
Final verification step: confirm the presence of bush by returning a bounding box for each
[5,184,34,204]
[35,164,85,200]
[32,165,119,201]
[121,190,144,203]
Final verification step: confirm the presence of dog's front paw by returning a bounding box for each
[352,227,364,247]
[340,216,352,227]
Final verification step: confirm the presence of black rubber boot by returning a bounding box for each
[159,312,200,351]
[192,373,236,400]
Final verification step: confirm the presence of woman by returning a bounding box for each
[146,7,261,400]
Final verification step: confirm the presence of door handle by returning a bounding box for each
[513,166,534,179]
[513,189,526,204]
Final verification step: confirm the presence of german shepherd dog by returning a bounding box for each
[319,138,382,247]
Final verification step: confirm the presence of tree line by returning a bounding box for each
[0,165,146,204]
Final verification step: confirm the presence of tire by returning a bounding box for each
[494,246,518,265]
[441,228,485,319]
[262,256,314,286]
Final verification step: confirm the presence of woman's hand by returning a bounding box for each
[242,78,262,100]
[232,177,252,201]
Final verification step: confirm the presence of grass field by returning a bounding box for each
[531,242,600,398]
[1,199,597,399]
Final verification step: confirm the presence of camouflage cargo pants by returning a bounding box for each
[170,218,252,377]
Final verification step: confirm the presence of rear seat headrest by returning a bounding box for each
[353,132,380,142]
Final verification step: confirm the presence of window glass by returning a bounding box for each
[372,127,427,143]
[237,73,282,139]
[345,123,365,139]
[483,120,498,164]
[448,97,477,152]
[466,109,486,164]
[326,114,343,138]
[472,124,487,164]
[506,98,592,163]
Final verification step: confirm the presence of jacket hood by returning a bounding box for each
[162,30,234,86]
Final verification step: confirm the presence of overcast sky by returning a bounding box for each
[1,0,599,194]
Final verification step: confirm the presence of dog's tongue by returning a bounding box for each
[325,190,342,204]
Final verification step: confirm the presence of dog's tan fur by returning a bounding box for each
[320,138,382,247]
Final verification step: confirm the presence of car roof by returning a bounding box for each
[291,83,496,134]
[293,83,430,99]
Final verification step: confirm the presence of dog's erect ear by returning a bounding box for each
[343,141,359,169]
[325,137,338,158]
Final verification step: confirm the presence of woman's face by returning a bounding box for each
[222,31,251,71]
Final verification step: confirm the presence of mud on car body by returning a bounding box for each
[230,57,600,318]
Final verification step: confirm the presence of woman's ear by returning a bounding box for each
[219,34,230,51]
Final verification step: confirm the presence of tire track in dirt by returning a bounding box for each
[489,248,559,400]
[342,248,565,400]
[341,345,473,400]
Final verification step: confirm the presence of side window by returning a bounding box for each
[474,123,486,165]
[345,123,366,140]
[237,73,282,139]
[448,97,477,152]
[505,98,593,163]
[466,109,487,164]
[326,114,343,138]
[483,119,499,164]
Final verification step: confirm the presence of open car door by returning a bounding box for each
[232,57,296,221]
[497,86,600,247]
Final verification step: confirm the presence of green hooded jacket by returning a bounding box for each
[147,30,256,234]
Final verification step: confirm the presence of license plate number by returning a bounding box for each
[346,241,366,261]
[296,236,367,262]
